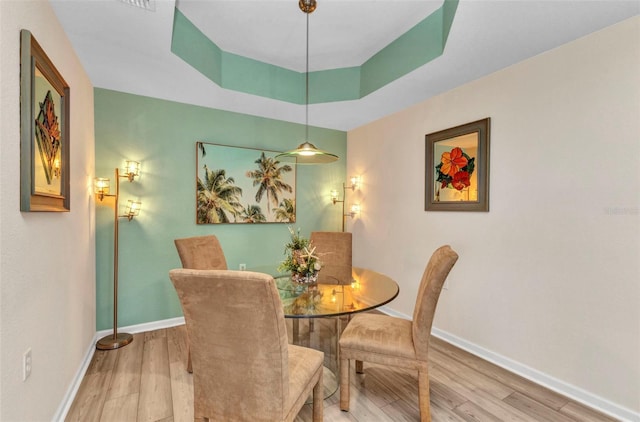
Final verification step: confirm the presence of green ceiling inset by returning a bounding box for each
[171,0,458,104]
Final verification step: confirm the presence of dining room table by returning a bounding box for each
[252,265,400,399]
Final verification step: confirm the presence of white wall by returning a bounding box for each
[0,1,96,420]
[347,16,639,420]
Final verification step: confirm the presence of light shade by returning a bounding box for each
[349,175,361,190]
[123,160,140,181]
[277,2,339,165]
[276,141,339,164]
[125,200,142,220]
[94,177,110,198]
[350,203,361,216]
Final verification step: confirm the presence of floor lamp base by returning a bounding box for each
[96,332,133,350]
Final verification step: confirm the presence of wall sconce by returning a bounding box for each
[93,161,142,351]
[348,203,361,218]
[94,178,110,201]
[123,160,140,182]
[330,189,340,204]
[330,175,361,231]
[124,200,142,221]
[348,175,360,190]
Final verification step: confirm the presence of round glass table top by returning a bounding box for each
[252,266,399,318]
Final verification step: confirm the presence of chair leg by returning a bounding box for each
[187,346,193,373]
[355,360,364,374]
[293,319,300,343]
[312,367,324,421]
[339,357,350,411]
[418,370,432,422]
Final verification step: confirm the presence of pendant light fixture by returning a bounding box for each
[276,0,339,164]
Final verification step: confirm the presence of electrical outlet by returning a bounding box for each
[23,348,32,381]
[239,263,246,271]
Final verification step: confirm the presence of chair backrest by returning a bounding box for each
[174,235,228,270]
[310,231,353,285]
[412,245,458,360]
[169,269,289,421]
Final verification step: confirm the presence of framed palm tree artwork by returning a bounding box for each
[195,142,297,224]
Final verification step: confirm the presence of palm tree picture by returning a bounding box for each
[241,204,267,223]
[274,198,296,223]
[246,152,294,213]
[196,142,296,224]
[196,165,243,224]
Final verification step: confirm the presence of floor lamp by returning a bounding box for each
[331,176,361,232]
[94,160,142,350]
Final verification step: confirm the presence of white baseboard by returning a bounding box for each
[56,313,639,422]
[377,305,410,320]
[430,327,639,422]
[52,332,99,421]
[377,306,638,422]
[94,316,186,339]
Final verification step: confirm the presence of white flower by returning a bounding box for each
[314,262,322,271]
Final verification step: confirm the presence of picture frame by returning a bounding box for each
[425,118,490,212]
[20,29,70,212]
[196,141,297,224]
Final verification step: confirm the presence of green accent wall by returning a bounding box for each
[94,88,347,330]
[171,0,459,104]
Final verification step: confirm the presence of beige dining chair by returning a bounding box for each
[174,234,228,372]
[169,269,324,422]
[339,245,459,422]
[310,231,352,285]
[174,234,228,270]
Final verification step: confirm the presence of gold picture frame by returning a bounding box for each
[425,118,490,212]
[20,29,70,212]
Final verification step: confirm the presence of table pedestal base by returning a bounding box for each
[290,317,341,401]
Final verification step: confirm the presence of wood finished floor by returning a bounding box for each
[66,318,619,422]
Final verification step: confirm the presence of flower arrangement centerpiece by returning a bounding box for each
[435,146,475,192]
[278,226,322,285]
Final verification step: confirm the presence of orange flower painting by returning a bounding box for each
[435,147,475,191]
[440,147,468,177]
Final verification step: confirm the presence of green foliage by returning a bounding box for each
[277,227,322,277]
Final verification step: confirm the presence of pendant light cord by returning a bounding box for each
[305,12,310,141]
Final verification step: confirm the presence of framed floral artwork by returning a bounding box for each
[20,30,70,212]
[195,141,297,224]
[425,118,490,211]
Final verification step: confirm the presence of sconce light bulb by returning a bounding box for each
[123,160,140,182]
[350,175,360,190]
[94,178,110,201]
[331,189,339,204]
[350,203,361,216]
[125,200,142,220]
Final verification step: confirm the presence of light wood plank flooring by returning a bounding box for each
[66,318,619,422]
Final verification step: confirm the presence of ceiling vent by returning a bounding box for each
[119,0,156,11]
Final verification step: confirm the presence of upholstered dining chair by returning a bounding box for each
[174,234,228,270]
[339,245,458,422]
[310,231,352,285]
[174,235,228,372]
[169,269,324,422]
